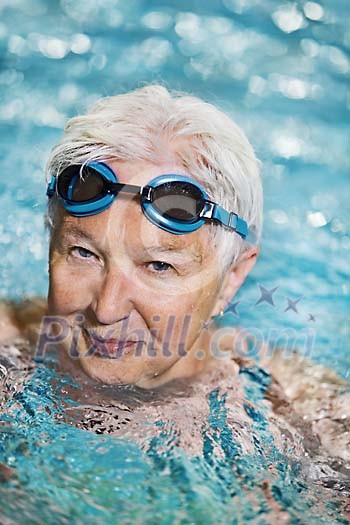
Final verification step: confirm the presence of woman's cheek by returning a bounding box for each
[50,262,96,313]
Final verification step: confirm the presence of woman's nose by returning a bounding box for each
[90,264,135,325]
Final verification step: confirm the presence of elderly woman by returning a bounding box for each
[2,85,262,389]
[0,87,348,468]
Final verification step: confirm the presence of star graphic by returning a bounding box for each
[254,284,279,308]
[283,296,303,314]
[225,300,240,317]
[308,313,317,322]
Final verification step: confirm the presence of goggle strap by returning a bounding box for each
[201,202,249,240]
[234,215,248,238]
[212,205,231,228]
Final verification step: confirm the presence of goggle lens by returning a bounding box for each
[151,181,204,222]
[58,165,106,203]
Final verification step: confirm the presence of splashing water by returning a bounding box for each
[0,342,349,524]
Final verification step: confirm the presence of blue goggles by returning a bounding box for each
[46,161,252,240]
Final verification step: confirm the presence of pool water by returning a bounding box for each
[1,344,349,524]
[0,0,349,523]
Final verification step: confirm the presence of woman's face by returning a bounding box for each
[47,160,233,387]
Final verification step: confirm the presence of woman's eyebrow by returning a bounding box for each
[60,225,97,243]
[142,244,203,263]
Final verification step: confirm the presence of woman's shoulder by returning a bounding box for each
[0,297,47,345]
[206,322,259,367]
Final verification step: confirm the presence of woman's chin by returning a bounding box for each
[77,354,143,386]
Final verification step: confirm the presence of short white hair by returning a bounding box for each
[45,84,263,273]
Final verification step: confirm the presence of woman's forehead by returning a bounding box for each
[107,158,192,185]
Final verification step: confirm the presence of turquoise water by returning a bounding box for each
[1,350,349,524]
[0,0,349,523]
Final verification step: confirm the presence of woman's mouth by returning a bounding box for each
[88,332,144,359]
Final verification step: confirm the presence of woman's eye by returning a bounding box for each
[147,261,173,273]
[71,246,95,259]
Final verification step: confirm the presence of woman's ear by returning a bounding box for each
[210,246,259,318]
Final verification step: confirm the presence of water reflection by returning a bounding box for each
[303,1,325,21]
[272,4,307,33]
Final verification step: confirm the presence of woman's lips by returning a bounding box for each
[88,333,143,359]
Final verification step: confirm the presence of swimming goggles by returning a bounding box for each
[46,161,253,240]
